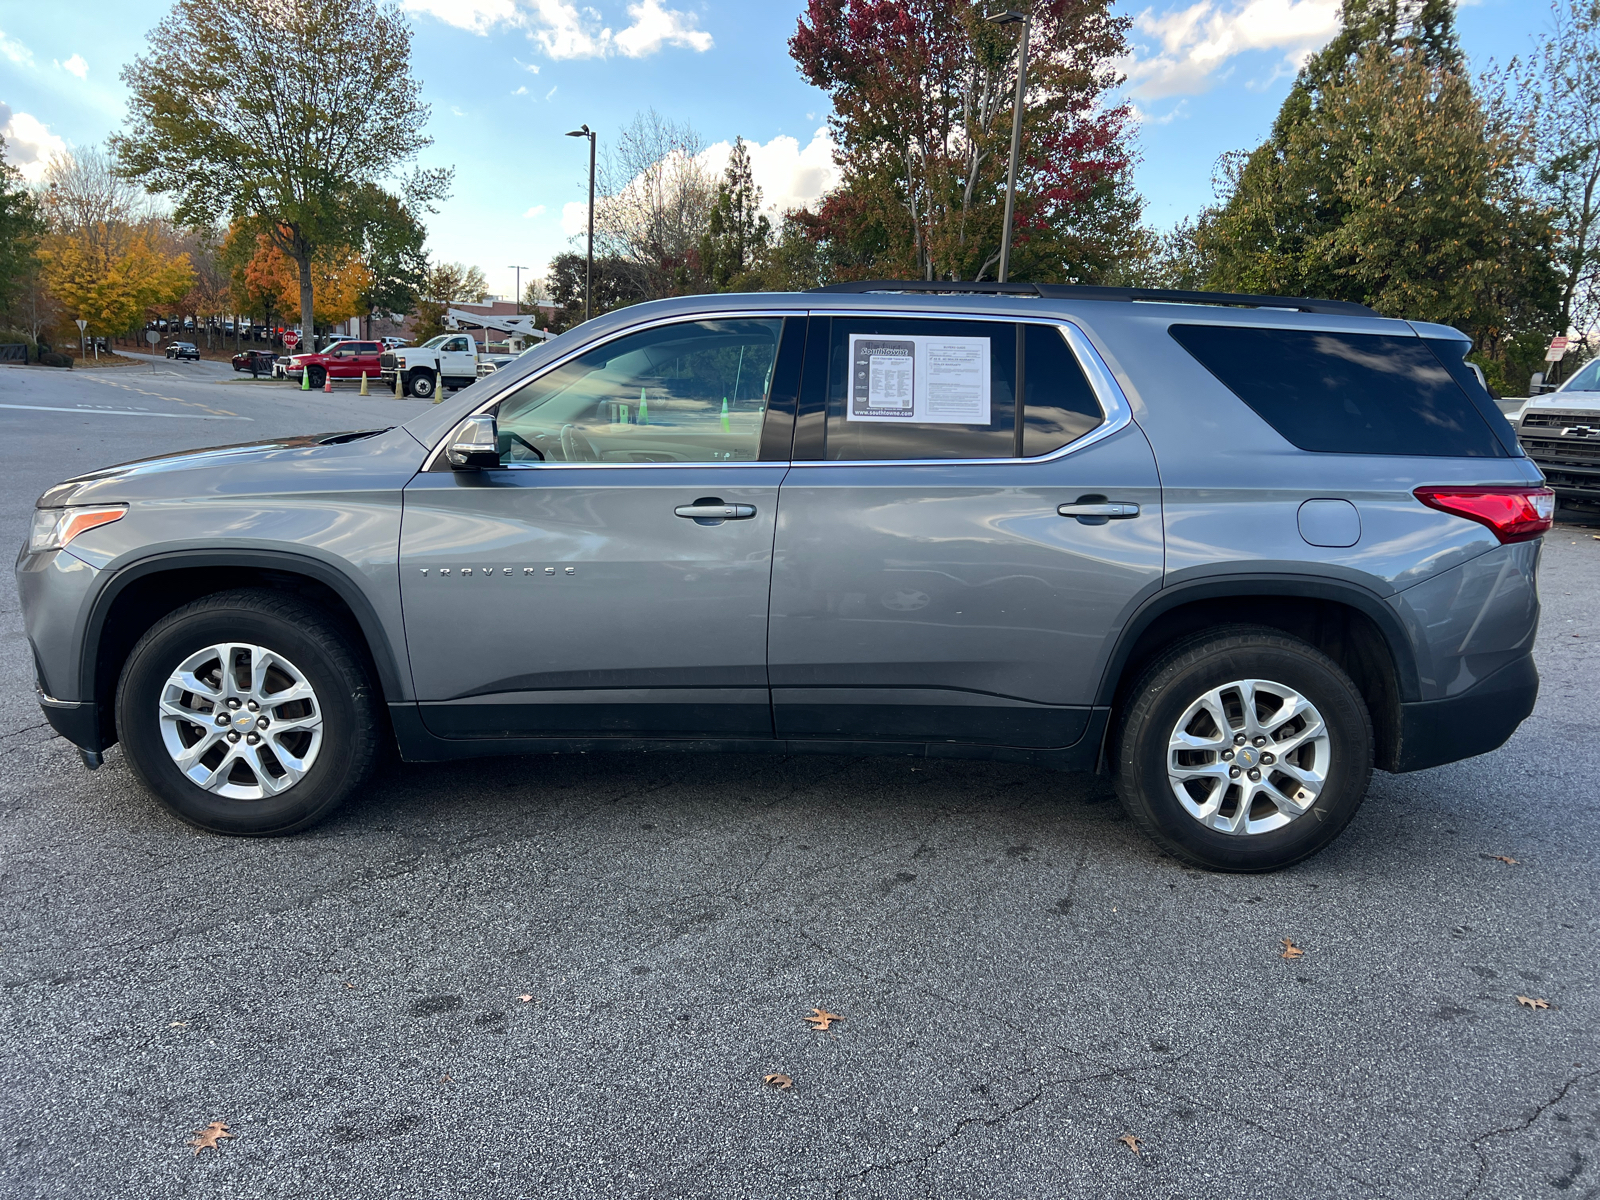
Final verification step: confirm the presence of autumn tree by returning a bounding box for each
[349,185,428,331]
[36,147,193,343]
[699,138,772,290]
[115,0,448,348]
[789,0,1140,283]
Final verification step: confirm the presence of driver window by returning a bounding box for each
[492,318,782,464]
[444,336,472,353]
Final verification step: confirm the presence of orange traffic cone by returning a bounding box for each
[323,371,333,393]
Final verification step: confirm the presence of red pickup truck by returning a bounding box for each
[286,340,383,388]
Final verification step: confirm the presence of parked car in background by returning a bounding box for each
[1513,356,1600,514]
[379,333,481,398]
[380,337,409,350]
[284,340,384,388]
[231,349,277,373]
[165,342,200,361]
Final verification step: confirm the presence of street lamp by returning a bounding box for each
[508,264,528,314]
[566,124,597,322]
[986,8,1031,284]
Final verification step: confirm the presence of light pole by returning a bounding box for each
[508,265,528,314]
[565,124,597,322]
[986,9,1031,284]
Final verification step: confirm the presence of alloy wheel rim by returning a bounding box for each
[1166,677,1330,836]
[157,642,324,800]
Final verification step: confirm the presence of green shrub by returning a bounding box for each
[39,351,72,368]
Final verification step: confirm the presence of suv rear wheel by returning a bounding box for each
[115,589,380,835]
[1113,626,1373,872]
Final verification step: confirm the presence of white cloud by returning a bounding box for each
[524,204,546,217]
[614,0,711,57]
[1121,0,1339,99]
[55,53,88,78]
[514,85,528,95]
[1130,99,1191,126]
[0,27,33,65]
[699,128,839,219]
[400,0,521,36]
[0,103,66,182]
[402,0,710,60]
[451,105,467,116]
[545,85,558,100]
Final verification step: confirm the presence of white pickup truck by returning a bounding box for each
[378,334,480,399]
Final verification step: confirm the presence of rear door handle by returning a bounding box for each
[675,503,756,520]
[1057,500,1140,523]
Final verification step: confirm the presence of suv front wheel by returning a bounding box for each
[115,589,381,835]
[1113,626,1373,872]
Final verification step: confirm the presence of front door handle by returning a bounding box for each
[1057,499,1140,524]
[675,501,756,522]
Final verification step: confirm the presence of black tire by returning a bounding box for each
[1113,625,1373,872]
[308,367,326,389]
[115,589,381,836]
[407,370,434,399]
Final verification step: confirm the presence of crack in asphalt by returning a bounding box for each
[1463,1068,1600,1199]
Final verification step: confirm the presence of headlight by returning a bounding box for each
[395,357,407,368]
[29,506,127,553]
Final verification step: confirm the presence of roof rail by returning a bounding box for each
[806,279,1376,317]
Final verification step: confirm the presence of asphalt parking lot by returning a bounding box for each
[1,358,1597,1199]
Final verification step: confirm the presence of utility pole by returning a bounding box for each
[509,265,528,314]
[566,124,597,322]
[986,8,1032,284]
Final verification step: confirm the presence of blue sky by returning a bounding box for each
[1,0,1539,302]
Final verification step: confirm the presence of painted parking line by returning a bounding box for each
[0,403,251,421]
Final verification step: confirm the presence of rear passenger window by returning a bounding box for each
[1170,324,1507,458]
[822,318,1017,460]
[1023,324,1104,456]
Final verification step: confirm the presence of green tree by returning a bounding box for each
[547,251,630,329]
[1495,0,1600,378]
[412,261,489,343]
[699,138,772,290]
[114,0,448,347]
[0,136,44,320]
[349,185,428,330]
[1200,1,1557,387]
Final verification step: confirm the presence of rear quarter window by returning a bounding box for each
[1169,324,1507,458]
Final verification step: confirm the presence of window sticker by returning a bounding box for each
[847,333,991,424]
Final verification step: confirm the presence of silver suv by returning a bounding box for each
[16,284,1553,871]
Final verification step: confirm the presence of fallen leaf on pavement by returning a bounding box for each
[1118,1133,1143,1154]
[168,1022,187,1028]
[518,995,533,1003]
[1280,938,1304,960]
[1485,855,1519,865]
[804,1007,844,1031]
[188,1121,234,1156]
[1516,995,1552,1010]
[763,1073,793,1090]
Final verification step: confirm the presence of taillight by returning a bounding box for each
[1413,486,1555,544]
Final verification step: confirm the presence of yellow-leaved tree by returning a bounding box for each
[40,229,194,339]
[237,231,371,327]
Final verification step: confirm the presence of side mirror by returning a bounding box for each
[446,415,501,470]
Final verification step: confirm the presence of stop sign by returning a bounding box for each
[283,331,300,350]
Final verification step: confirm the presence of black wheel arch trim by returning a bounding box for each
[79,548,407,706]
[1093,572,1421,708]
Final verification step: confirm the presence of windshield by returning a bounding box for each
[1559,358,1600,392]
[421,335,450,349]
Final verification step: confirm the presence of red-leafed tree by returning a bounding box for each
[789,0,1142,283]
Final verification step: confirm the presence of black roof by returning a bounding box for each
[806,280,1375,318]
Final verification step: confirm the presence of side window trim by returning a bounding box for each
[421,309,803,471]
[789,310,1129,466]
